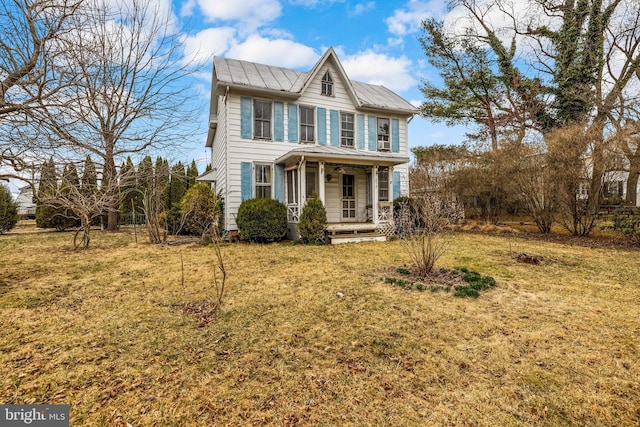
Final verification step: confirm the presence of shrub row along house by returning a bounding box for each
[201,48,418,242]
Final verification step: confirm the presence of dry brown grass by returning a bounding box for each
[1,226,639,426]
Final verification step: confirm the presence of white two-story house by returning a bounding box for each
[202,47,418,242]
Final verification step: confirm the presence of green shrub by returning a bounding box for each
[297,193,327,243]
[454,286,480,298]
[396,267,411,275]
[181,183,223,239]
[0,185,18,233]
[237,198,287,243]
[610,208,640,245]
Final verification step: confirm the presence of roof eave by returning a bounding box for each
[218,82,301,99]
[276,150,410,166]
[359,103,419,116]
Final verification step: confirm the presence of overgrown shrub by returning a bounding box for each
[237,198,287,243]
[297,193,327,243]
[0,185,18,233]
[610,208,640,245]
[181,183,222,241]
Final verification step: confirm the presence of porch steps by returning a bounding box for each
[326,223,387,244]
[327,233,387,244]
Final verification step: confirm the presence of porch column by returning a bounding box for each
[299,159,307,209]
[318,161,326,205]
[372,165,379,224]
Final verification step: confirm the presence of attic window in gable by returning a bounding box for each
[321,71,333,96]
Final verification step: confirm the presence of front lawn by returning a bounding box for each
[0,229,638,425]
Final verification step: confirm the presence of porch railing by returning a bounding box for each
[287,204,299,222]
[377,202,395,236]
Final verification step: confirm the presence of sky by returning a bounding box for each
[175,0,468,169]
[7,0,470,197]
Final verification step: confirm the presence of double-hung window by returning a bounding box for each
[253,100,272,139]
[377,117,390,151]
[254,163,272,198]
[341,112,354,148]
[321,71,333,96]
[378,167,389,202]
[300,106,315,143]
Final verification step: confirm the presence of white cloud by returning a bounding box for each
[181,27,238,65]
[289,0,346,7]
[341,50,417,92]
[386,0,448,36]
[180,0,196,17]
[350,1,375,15]
[196,0,281,30]
[226,35,319,68]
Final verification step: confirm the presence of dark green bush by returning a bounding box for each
[297,193,327,243]
[0,185,18,233]
[237,198,287,243]
[610,208,640,245]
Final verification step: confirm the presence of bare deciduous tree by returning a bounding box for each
[39,0,200,231]
[403,148,464,276]
[0,0,83,180]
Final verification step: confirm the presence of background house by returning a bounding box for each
[15,185,36,220]
[203,48,418,242]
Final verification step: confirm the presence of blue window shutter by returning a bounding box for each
[288,103,298,142]
[391,118,400,153]
[241,162,252,201]
[240,97,252,139]
[368,115,377,151]
[330,109,339,147]
[317,107,327,145]
[274,102,284,142]
[274,164,285,202]
[356,114,365,150]
[393,171,401,200]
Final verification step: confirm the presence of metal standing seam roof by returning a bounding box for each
[213,56,418,114]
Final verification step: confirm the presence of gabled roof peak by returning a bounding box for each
[212,48,418,115]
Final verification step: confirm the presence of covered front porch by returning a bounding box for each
[275,146,409,243]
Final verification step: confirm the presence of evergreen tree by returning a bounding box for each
[35,158,58,228]
[119,156,138,219]
[297,193,327,243]
[82,156,100,225]
[169,161,186,206]
[155,156,170,212]
[186,160,199,190]
[81,156,98,197]
[50,163,80,230]
[0,185,19,234]
[137,156,152,190]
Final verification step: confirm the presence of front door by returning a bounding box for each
[342,174,356,221]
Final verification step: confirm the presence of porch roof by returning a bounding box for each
[195,169,216,182]
[275,145,410,166]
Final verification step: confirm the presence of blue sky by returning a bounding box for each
[176,0,468,168]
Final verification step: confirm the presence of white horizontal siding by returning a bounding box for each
[220,62,412,230]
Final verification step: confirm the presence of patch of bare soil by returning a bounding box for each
[174,300,219,327]
[380,266,468,289]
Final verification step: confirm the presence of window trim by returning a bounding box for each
[253,99,272,140]
[340,111,355,148]
[321,70,333,96]
[377,117,390,151]
[254,163,273,199]
[299,105,315,144]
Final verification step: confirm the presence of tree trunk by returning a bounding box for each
[107,210,118,231]
[626,169,639,206]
